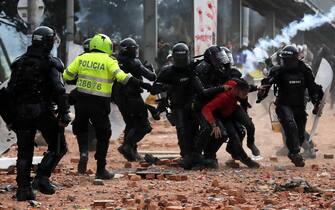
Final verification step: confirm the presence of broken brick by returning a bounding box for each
[129,174,141,181]
[235,196,247,204]
[93,200,114,208]
[140,162,150,167]
[211,179,220,187]
[146,173,156,180]
[93,179,104,186]
[176,194,187,201]
[263,198,279,205]
[148,202,159,210]
[180,175,188,181]
[127,181,138,187]
[70,158,79,163]
[125,199,135,206]
[157,174,165,180]
[227,189,243,197]
[124,162,132,168]
[156,159,171,165]
[86,169,95,175]
[269,157,278,162]
[311,164,319,171]
[324,154,334,159]
[165,206,184,210]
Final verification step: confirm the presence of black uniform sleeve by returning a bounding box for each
[150,65,174,95]
[49,66,70,114]
[303,63,324,104]
[133,59,157,81]
[50,56,65,73]
[191,75,226,98]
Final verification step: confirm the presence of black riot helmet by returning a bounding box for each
[220,46,234,66]
[32,26,56,53]
[172,43,190,68]
[278,45,299,69]
[204,45,230,73]
[82,38,91,53]
[119,38,139,58]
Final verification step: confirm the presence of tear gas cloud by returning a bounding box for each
[243,5,335,75]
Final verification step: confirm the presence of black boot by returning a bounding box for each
[132,144,143,162]
[203,158,219,169]
[288,153,305,167]
[16,187,35,201]
[78,153,88,174]
[240,157,260,168]
[95,161,114,180]
[32,176,56,195]
[302,140,316,159]
[118,144,136,162]
[146,104,161,120]
[32,151,63,195]
[247,143,261,156]
[16,160,35,201]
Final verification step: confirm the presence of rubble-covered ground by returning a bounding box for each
[0,102,335,210]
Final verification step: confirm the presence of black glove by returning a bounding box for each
[59,113,71,127]
[312,103,321,115]
[140,82,152,92]
[249,84,258,92]
[143,60,154,72]
[68,88,79,105]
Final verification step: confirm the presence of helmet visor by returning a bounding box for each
[172,51,189,68]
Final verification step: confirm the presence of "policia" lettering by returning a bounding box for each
[79,60,105,70]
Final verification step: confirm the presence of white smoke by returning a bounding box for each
[243,5,335,75]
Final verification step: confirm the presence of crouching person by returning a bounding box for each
[202,79,260,168]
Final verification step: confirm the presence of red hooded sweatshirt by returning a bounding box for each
[201,80,238,124]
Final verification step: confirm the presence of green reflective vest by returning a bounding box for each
[63,52,131,97]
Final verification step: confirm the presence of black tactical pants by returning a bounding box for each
[276,104,307,154]
[115,94,152,147]
[224,119,249,161]
[195,114,227,160]
[196,106,250,160]
[15,112,67,188]
[171,107,198,157]
[72,94,111,165]
[231,105,255,146]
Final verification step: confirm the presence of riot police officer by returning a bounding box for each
[63,34,151,179]
[152,43,227,169]
[67,37,94,174]
[7,26,71,201]
[193,45,259,168]
[113,37,156,162]
[258,45,323,167]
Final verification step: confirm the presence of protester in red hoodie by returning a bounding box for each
[202,79,260,168]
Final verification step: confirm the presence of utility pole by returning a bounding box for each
[27,0,38,33]
[242,7,250,46]
[143,0,157,68]
[66,0,74,65]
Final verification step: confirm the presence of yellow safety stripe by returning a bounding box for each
[120,74,132,84]
[64,69,76,78]
[77,87,111,98]
[78,74,114,83]
[111,69,122,79]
